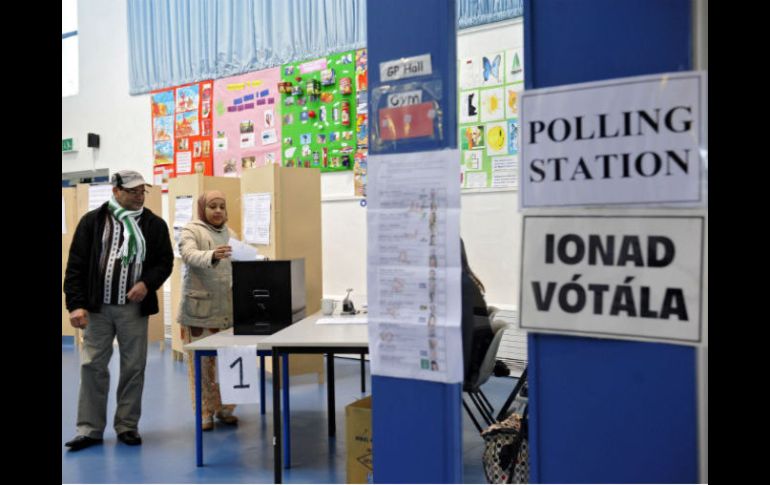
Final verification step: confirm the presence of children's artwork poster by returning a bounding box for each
[280,49,359,172]
[213,68,282,177]
[353,48,368,196]
[174,81,214,176]
[354,150,367,197]
[458,50,523,189]
[150,89,175,191]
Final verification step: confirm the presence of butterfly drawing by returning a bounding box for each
[482,54,501,82]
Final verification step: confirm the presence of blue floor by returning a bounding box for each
[62,339,518,483]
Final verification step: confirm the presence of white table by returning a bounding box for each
[260,311,369,483]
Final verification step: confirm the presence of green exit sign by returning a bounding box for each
[62,138,76,152]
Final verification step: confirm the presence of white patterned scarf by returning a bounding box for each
[107,195,146,266]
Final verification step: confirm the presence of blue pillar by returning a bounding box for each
[367,0,462,482]
[524,1,700,482]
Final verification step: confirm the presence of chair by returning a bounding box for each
[462,308,511,434]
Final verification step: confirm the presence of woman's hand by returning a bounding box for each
[213,244,232,260]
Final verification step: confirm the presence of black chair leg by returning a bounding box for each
[462,397,484,434]
[478,389,495,415]
[497,367,528,421]
[468,391,495,426]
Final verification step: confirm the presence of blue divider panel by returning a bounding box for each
[524,0,699,482]
[368,0,462,483]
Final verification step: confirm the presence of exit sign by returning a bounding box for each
[62,138,76,152]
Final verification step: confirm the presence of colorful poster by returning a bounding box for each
[354,149,367,197]
[151,89,175,176]
[213,68,282,176]
[163,81,214,177]
[280,49,359,172]
[457,50,523,189]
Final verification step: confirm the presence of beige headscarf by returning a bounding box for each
[197,190,228,227]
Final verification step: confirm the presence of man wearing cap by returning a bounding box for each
[63,170,173,451]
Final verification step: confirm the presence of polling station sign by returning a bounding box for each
[519,71,707,208]
[519,214,704,344]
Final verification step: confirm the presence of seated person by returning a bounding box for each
[460,239,494,391]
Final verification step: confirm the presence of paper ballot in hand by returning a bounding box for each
[228,238,266,261]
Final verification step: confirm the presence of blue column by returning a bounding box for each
[524,1,699,482]
[367,0,462,482]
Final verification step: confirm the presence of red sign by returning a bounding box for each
[378,102,435,141]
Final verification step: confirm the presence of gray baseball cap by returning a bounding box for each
[111,170,152,189]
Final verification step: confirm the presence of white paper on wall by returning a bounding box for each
[173,196,194,257]
[242,193,271,245]
[88,184,112,211]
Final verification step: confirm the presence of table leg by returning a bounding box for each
[360,353,366,393]
[282,353,291,469]
[272,350,282,483]
[195,351,203,467]
[259,354,266,415]
[327,353,336,437]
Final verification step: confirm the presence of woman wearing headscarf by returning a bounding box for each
[178,190,238,431]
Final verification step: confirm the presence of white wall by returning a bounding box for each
[61,4,523,311]
[62,0,153,186]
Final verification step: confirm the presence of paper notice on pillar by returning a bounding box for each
[216,346,260,404]
[242,192,271,245]
[62,197,66,234]
[88,184,112,211]
[519,213,705,344]
[366,149,463,383]
[519,71,707,208]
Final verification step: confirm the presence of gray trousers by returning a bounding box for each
[76,303,148,438]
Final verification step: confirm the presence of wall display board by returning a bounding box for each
[458,48,524,189]
[279,50,359,172]
[151,81,215,189]
[213,68,282,177]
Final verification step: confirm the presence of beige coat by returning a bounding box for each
[177,220,236,329]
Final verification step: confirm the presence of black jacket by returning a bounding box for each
[64,202,174,316]
[460,240,494,390]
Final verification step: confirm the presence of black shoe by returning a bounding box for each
[117,430,142,446]
[65,435,103,451]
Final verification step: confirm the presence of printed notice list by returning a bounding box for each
[366,149,462,383]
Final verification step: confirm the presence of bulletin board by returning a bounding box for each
[150,80,215,190]
[212,67,282,177]
[457,48,524,189]
[279,50,359,172]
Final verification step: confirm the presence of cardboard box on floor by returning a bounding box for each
[346,396,373,484]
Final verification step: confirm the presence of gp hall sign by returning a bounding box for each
[519,72,707,208]
[519,214,705,344]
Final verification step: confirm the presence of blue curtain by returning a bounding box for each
[458,0,522,29]
[127,0,522,95]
